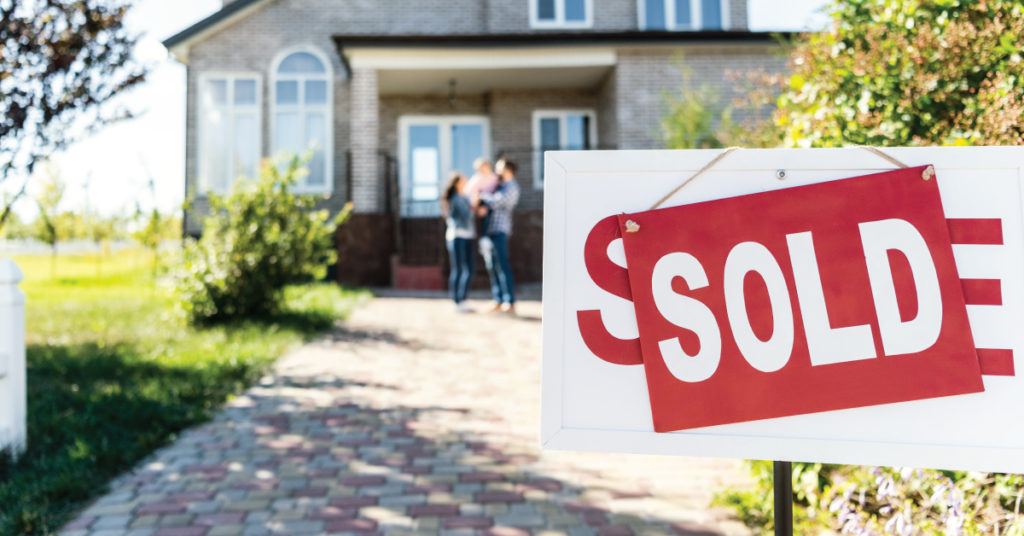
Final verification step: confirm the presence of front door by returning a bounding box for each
[399,116,491,217]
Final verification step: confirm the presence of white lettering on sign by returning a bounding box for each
[786,231,877,366]
[860,219,943,356]
[651,252,721,383]
[649,219,943,383]
[723,242,794,373]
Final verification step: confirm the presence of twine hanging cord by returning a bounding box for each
[649,147,740,210]
[647,145,913,212]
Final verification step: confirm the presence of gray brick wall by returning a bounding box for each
[728,0,748,30]
[490,88,600,210]
[219,0,744,32]
[614,45,787,150]
[485,0,743,33]
[350,68,379,212]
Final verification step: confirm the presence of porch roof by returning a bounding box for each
[335,31,786,96]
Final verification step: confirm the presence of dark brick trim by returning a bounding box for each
[333,30,791,49]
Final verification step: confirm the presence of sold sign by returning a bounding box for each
[612,166,983,431]
[543,147,1024,472]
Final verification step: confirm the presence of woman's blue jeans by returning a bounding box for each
[446,237,475,303]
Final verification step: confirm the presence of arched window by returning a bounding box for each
[272,49,332,192]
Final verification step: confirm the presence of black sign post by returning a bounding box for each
[773,461,794,536]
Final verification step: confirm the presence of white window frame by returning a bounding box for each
[638,0,730,30]
[398,115,492,218]
[270,45,334,195]
[529,0,594,29]
[196,72,263,195]
[532,109,598,190]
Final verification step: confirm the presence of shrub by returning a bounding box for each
[715,462,1024,535]
[177,156,351,323]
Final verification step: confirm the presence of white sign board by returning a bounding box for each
[541,147,1024,473]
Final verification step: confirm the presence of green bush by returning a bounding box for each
[716,462,1024,535]
[177,156,351,323]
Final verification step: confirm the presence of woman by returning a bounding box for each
[442,172,476,313]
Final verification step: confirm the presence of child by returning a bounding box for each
[466,158,499,237]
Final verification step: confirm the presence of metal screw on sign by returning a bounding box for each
[774,461,794,536]
[776,169,787,180]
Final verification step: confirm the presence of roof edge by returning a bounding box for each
[333,30,794,49]
[162,0,270,51]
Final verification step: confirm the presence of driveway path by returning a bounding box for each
[62,291,752,536]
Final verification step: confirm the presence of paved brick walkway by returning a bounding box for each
[61,291,752,536]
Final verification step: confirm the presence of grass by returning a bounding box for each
[0,250,370,535]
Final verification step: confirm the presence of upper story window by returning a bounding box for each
[532,109,597,189]
[531,0,593,28]
[640,0,729,30]
[271,48,333,193]
[197,73,261,195]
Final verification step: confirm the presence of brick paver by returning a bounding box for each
[61,290,752,535]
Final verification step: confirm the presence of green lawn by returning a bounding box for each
[0,250,369,535]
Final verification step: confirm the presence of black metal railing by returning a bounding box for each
[494,144,617,186]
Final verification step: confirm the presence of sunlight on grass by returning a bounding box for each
[0,249,370,535]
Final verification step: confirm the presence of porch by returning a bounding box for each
[335,41,620,289]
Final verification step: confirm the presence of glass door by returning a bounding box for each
[399,116,490,217]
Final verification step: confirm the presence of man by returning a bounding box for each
[479,158,520,313]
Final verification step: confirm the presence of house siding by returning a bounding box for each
[215,0,743,35]
[615,45,787,150]
[489,89,600,210]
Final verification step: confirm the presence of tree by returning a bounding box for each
[31,165,67,277]
[0,0,146,230]
[776,0,1024,147]
[661,60,786,150]
[0,192,29,239]
[132,206,175,278]
[87,213,117,274]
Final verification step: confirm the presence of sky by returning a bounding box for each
[9,0,828,220]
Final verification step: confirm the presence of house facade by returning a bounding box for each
[165,0,787,288]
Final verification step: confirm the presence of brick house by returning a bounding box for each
[164,0,787,288]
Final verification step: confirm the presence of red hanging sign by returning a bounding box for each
[616,166,984,432]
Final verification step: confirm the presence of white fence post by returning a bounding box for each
[0,259,26,460]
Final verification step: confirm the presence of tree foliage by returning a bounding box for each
[661,60,786,150]
[30,165,66,268]
[777,0,1024,147]
[177,157,350,324]
[0,0,146,227]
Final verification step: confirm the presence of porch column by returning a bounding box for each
[349,67,379,213]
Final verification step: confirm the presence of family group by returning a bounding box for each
[441,157,521,314]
